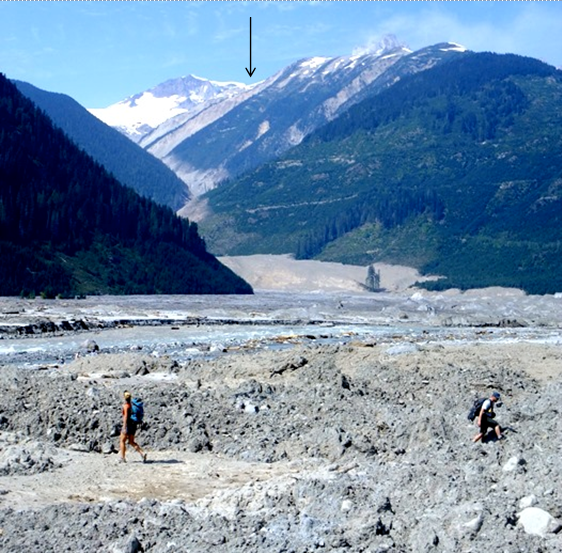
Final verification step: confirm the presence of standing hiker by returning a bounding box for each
[473,391,504,443]
[120,390,147,463]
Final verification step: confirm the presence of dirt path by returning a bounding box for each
[0,447,320,510]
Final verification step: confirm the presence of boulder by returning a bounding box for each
[124,536,144,553]
[502,455,526,472]
[518,494,538,509]
[81,339,99,353]
[517,507,561,537]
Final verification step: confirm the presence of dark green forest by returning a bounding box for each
[14,81,189,211]
[201,53,562,294]
[0,73,252,297]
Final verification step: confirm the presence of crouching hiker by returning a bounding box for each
[473,391,505,443]
[120,390,147,463]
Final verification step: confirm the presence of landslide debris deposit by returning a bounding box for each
[0,338,561,552]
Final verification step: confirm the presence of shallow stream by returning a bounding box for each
[1,291,561,368]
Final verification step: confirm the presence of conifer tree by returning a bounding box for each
[365,265,381,291]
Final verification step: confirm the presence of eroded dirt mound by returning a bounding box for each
[0,342,561,552]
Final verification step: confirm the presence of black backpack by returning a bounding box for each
[131,398,144,423]
[467,397,486,421]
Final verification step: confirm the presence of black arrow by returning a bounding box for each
[246,17,256,77]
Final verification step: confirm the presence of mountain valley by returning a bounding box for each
[91,37,467,200]
[4,38,562,295]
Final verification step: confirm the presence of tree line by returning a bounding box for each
[0,73,252,297]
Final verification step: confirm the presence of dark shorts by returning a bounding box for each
[123,420,138,436]
[480,416,498,433]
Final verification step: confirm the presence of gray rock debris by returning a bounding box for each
[0,342,560,552]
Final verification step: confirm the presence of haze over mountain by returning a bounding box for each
[89,37,467,205]
[198,52,562,295]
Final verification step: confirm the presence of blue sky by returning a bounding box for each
[1,1,561,109]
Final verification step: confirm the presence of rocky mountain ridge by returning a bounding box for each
[198,52,562,294]
[89,74,253,143]
[89,38,468,202]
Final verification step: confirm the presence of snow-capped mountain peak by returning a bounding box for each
[89,74,252,142]
[88,39,470,204]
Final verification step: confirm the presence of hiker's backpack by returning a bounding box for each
[467,397,486,422]
[131,398,144,423]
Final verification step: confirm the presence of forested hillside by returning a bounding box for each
[0,73,252,297]
[14,81,189,211]
[200,53,562,294]
[147,41,464,199]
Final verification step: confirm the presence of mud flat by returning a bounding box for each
[0,334,561,552]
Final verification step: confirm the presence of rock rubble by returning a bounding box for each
[0,340,561,552]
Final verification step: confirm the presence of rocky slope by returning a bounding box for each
[88,38,466,201]
[166,41,466,202]
[90,75,252,143]
[0,337,560,552]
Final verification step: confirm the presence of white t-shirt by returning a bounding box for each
[481,399,494,417]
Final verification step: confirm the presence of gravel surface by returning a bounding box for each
[0,336,561,552]
[1,257,561,552]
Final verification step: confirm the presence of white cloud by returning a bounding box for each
[352,35,408,57]
[351,4,562,68]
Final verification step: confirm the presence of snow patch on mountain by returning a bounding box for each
[89,75,253,142]
[141,78,271,158]
[441,42,468,53]
[239,120,272,154]
[300,57,332,72]
[256,120,270,139]
[89,93,189,140]
[286,124,305,147]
